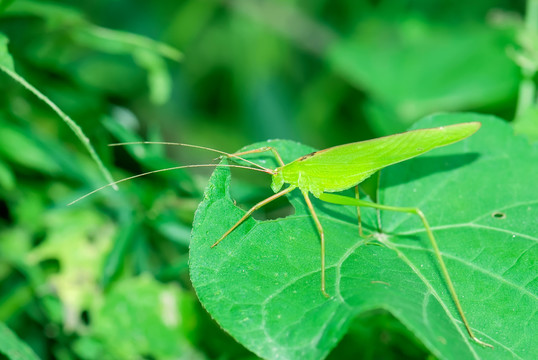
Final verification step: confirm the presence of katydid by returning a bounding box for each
[69,122,491,348]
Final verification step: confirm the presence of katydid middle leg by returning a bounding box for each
[317,192,493,348]
[302,191,330,298]
[355,185,373,239]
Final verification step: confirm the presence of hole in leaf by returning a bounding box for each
[328,309,430,359]
[33,230,46,246]
[81,309,90,325]
[0,199,11,222]
[492,212,506,219]
[38,258,60,275]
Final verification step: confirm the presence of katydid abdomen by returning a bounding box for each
[271,122,481,197]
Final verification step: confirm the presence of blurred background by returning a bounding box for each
[0,0,532,359]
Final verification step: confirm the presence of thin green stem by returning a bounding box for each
[0,64,117,190]
[516,0,538,116]
[515,77,535,117]
[526,0,538,33]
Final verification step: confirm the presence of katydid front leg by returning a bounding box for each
[230,146,285,166]
[210,146,289,248]
[317,192,493,348]
[211,186,296,248]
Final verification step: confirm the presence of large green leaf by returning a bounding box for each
[190,113,537,359]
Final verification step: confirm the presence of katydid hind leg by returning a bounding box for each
[317,192,493,348]
[302,191,330,298]
[411,208,493,348]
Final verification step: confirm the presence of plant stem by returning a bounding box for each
[516,0,538,117]
[0,64,118,190]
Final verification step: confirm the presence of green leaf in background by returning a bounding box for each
[26,209,115,332]
[133,49,173,105]
[513,106,538,142]
[74,275,202,360]
[0,122,63,174]
[3,0,181,104]
[190,114,537,359]
[0,0,15,14]
[0,32,13,70]
[0,159,15,190]
[0,322,40,360]
[328,20,520,134]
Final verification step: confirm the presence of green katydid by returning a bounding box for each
[69,121,491,348]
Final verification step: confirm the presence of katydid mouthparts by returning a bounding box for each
[69,121,492,348]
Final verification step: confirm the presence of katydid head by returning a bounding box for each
[270,168,285,193]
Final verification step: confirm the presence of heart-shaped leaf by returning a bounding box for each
[190,113,537,360]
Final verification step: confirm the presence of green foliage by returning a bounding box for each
[0,1,536,359]
[73,275,202,360]
[0,33,13,69]
[191,114,537,359]
[0,322,40,360]
[513,106,538,141]
[328,22,519,134]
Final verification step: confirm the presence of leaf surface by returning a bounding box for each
[190,114,537,360]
